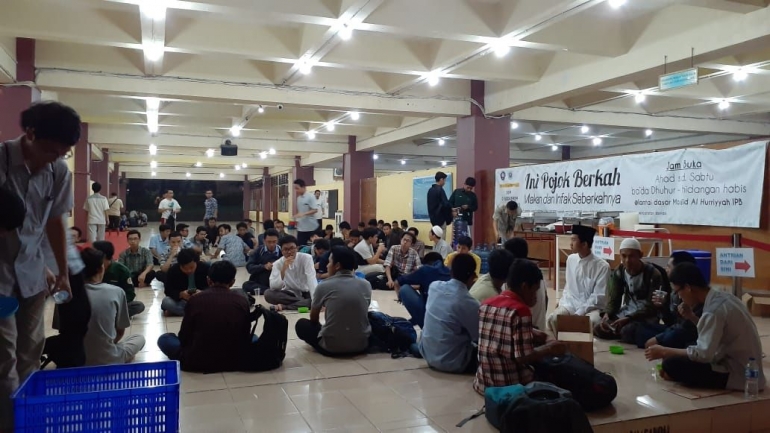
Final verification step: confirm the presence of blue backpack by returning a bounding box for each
[367,312,417,357]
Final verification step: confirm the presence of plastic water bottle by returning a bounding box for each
[52,290,70,304]
[745,357,759,399]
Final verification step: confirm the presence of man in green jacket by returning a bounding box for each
[449,177,479,228]
[93,241,146,317]
[595,238,662,345]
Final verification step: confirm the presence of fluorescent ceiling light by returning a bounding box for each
[733,68,748,82]
[151,171,157,177]
[144,42,164,62]
[592,137,603,146]
[645,129,653,137]
[718,99,730,110]
[349,111,360,120]
[634,92,646,103]
[149,144,157,155]
[257,105,265,114]
[400,159,406,165]
[235,165,241,170]
[493,42,511,58]
[534,134,542,141]
[298,61,313,75]
[510,121,519,130]
[146,97,160,111]
[259,152,268,159]
[140,2,166,21]
[230,125,241,137]
[426,71,440,87]
[185,172,191,178]
[150,160,157,168]
[581,125,590,134]
[306,131,316,140]
[195,161,202,167]
[551,145,558,151]
[325,122,335,132]
[219,173,225,178]
[339,24,353,41]
[608,0,626,9]
[441,161,447,166]
[205,149,215,157]
[242,163,248,168]
[438,138,445,146]
[268,148,276,155]
[373,154,379,160]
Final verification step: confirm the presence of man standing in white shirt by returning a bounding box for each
[547,225,609,337]
[84,182,110,242]
[266,235,317,311]
[293,179,318,247]
[158,190,181,228]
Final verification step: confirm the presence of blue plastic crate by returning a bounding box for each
[12,361,180,433]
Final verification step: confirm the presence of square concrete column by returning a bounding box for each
[343,136,373,224]
[0,38,40,141]
[262,167,272,222]
[91,148,109,195]
[456,80,511,244]
[243,176,251,219]
[73,124,91,230]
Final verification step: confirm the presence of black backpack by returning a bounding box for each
[532,354,617,412]
[244,305,288,372]
[365,272,389,291]
[368,312,417,357]
[498,382,594,433]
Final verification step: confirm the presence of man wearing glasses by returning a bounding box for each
[265,236,317,311]
[449,177,478,231]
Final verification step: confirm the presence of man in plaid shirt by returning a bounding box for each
[474,259,566,395]
[384,232,421,293]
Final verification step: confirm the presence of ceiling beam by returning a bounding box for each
[125,172,249,181]
[514,106,770,136]
[36,69,470,117]
[571,133,754,159]
[139,3,166,76]
[486,5,770,114]
[356,117,457,151]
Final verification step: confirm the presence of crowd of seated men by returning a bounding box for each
[54,218,764,397]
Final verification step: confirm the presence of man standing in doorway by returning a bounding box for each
[84,182,110,242]
[203,189,217,225]
[158,189,181,228]
[293,179,318,247]
[107,192,123,232]
[0,102,80,431]
[427,171,452,230]
[449,177,478,231]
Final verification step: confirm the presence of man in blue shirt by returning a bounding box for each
[398,252,451,328]
[245,229,282,295]
[148,224,171,265]
[419,254,480,374]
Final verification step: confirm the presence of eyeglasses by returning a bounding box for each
[283,245,297,252]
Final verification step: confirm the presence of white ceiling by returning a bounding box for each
[0,0,768,180]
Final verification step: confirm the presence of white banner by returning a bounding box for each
[495,141,768,228]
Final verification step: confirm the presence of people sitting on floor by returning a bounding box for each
[191,225,211,255]
[266,235,317,311]
[444,236,481,276]
[257,220,274,247]
[503,238,547,331]
[644,251,701,349]
[367,219,386,244]
[157,261,252,373]
[161,249,211,317]
[246,229,282,295]
[176,223,193,249]
[69,226,86,249]
[347,229,361,249]
[313,238,331,280]
[381,222,399,253]
[118,230,156,287]
[384,232,422,294]
[156,231,184,282]
[244,218,256,237]
[324,224,335,239]
[419,254,480,374]
[399,252,452,328]
[210,224,250,267]
[274,220,288,239]
[339,221,352,242]
[594,238,662,343]
[357,221,366,232]
[80,248,146,365]
[474,259,567,394]
[148,224,171,265]
[236,222,256,250]
[470,248,515,303]
[407,227,426,258]
[205,217,220,246]
[646,263,765,391]
[295,246,373,357]
[547,225,609,337]
[299,230,322,254]
[92,241,145,317]
[354,228,386,274]
[429,226,452,259]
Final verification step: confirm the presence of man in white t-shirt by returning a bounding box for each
[266,235,317,311]
[107,192,123,231]
[84,182,110,242]
[158,189,181,228]
[354,228,386,274]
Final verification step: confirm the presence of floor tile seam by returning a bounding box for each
[223,365,429,391]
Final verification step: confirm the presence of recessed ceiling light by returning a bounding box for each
[219,173,225,178]
[426,71,440,87]
[634,92,646,103]
[268,148,276,155]
[718,99,730,110]
[593,137,603,146]
[493,42,511,58]
[645,129,653,137]
[206,149,215,158]
[195,161,202,167]
[551,145,558,151]
[349,111,360,120]
[441,161,447,166]
[149,144,157,155]
[373,154,379,160]
[144,42,164,62]
[242,162,248,168]
[400,159,406,165]
[339,24,353,41]
[438,138,445,146]
[581,125,590,134]
[299,61,313,75]
[608,0,626,9]
[141,2,166,20]
[150,160,157,168]
[235,165,241,170]
[534,134,542,141]
[151,171,157,177]
[326,122,335,132]
[185,172,191,178]
[733,68,748,82]
[257,105,264,114]
[146,97,160,111]
[259,152,267,159]
[230,125,241,137]
[510,121,519,130]
[307,131,316,140]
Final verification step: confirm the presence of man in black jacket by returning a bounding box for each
[427,171,452,229]
[160,249,210,316]
[245,229,282,295]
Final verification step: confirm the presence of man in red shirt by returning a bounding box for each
[474,259,566,395]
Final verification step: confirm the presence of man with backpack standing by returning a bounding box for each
[0,102,80,432]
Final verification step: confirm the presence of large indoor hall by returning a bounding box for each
[2,0,770,432]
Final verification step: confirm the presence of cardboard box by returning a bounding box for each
[743,292,770,317]
[556,315,594,365]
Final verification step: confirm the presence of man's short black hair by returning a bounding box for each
[244,219,253,224]
[506,201,519,211]
[400,220,408,228]
[504,237,529,259]
[669,262,707,288]
[127,229,141,239]
[457,236,473,249]
[159,224,171,232]
[218,224,232,232]
[407,227,419,237]
[110,192,118,197]
[507,259,543,292]
[330,238,346,248]
[264,228,280,239]
[339,221,351,230]
[81,247,105,279]
[357,222,366,228]
[208,217,217,222]
[70,226,82,237]
[401,232,416,244]
[451,253,477,283]
[169,231,182,240]
[91,182,102,193]
[330,246,356,271]
[236,222,248,230]
[435,171,447,182]
[177,248,199,266]
[21,101,81,146]
[368,219,377,226]
[325,224,334,231]
[422,252,443,266]
[314,239,330,252]
[362,228,379,240]
[293,179,306,188]
[274,219,284,226]
[196,226,207,234]
[0,188,25,231]
[349,229,361,238]
[314,189,320,193]
[279,235,298,247]
[489,249,515,281]
[91,241,115,261]
[377,220,384,225]
[671,251,697,266]
[176,223,189,232]
[383,223,391,229]
[262,219,274,230]
[465,177,476,187]
[209,260,236,284]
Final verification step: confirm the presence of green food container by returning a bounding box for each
[609,345,624,355]
[298,307,309,313]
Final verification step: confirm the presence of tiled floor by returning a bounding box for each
[44,224,770,432]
